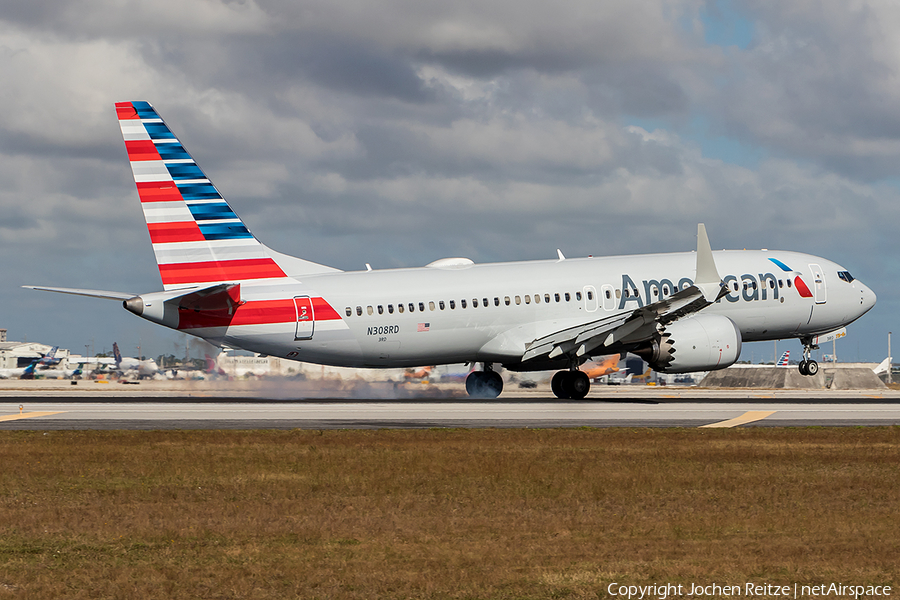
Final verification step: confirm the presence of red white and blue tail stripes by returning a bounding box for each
[116,101,288,290]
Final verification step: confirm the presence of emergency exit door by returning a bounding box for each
[808,264,827,304]
[294,296,315,340]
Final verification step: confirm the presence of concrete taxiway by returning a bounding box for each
[1,379,898,429]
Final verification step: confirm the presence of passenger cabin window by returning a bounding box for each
[565,293,571,301]
[409,303,415,312]
[345,307,352,317]
[367,306,374,315]
[377,305,384,315]
[356,306,363,316]
[555,293,560,302]
[493,297,498,306]
[587,290,594,300]
[449,300,455,309]
[388,304,394,314]
[787,280,792,288]
[439,301,445,310]
[461,299,467,308]
[504,296,511,306]
[525,295,531,304]
[515,296,521,305]
[398,304,405,313]
[472,298,478,308]
[419,302,425,312]
[545,294,551,303]
[576,292,582,301]
[428,301,435,311]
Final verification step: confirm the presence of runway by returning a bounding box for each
[3,395,900,429]
[1,378,897,429]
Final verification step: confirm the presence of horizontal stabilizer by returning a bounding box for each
[23,286,135,300]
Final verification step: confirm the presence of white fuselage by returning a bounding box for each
[160,249,874,370]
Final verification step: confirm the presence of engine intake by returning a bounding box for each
[636,314,742,373]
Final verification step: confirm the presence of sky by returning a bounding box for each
[0,0,897,363]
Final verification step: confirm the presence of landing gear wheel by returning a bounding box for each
[465,372,483,396]
[551,371,569,399]
[798,360,809,376]
[465,370,503,398]
[566,371,591,400]
[805,360,819,376]
[551,371,591,399]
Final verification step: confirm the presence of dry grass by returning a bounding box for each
[1,428,898,599]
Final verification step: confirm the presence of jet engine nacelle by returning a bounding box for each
[638,314,742,373]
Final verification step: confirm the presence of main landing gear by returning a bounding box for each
[465,364,503,398]
[798,339,819,376]
[551,369,591,399]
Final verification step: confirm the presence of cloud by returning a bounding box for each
[0,0,894,361]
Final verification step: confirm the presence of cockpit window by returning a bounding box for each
[838,271,855,283]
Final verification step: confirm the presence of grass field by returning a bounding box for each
[1,428,898,599]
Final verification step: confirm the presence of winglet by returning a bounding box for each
[695,223,722,302]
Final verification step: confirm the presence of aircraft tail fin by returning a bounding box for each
[115,101,339,290]
[113,342,122,367]
[776,350,790,366]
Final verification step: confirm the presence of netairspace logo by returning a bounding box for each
[605,582,892,599]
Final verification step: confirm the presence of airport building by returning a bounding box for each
[0,341,66,369]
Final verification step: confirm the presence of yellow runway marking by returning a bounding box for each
[0,411,67,422]
[700,410,776,428]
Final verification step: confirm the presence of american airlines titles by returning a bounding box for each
[619,272,784,310]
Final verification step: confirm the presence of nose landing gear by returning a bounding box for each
[798,338,819,376]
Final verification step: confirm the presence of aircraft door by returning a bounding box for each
[600,284,616,311]
[293,296,315,340]
[583,286,599,312]
[809,264,827,304]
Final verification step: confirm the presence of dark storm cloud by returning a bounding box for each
[0,0,897,361]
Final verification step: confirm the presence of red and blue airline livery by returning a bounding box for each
[26,102,876,398]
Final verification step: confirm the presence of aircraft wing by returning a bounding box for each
[23,286,136,300]
[521,224,727,363]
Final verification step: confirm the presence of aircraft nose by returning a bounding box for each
[858,281,876,314]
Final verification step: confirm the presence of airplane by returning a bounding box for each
[403,366,434,382]
[597,367,632,385]
[0,362,37,380]
[36,346,61,367]
[112,342,160,379]
[24,101,877,399]
[0,346,62,379]
[580,354,622,380]
[776,350,790,367]
[32,363,83,379]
